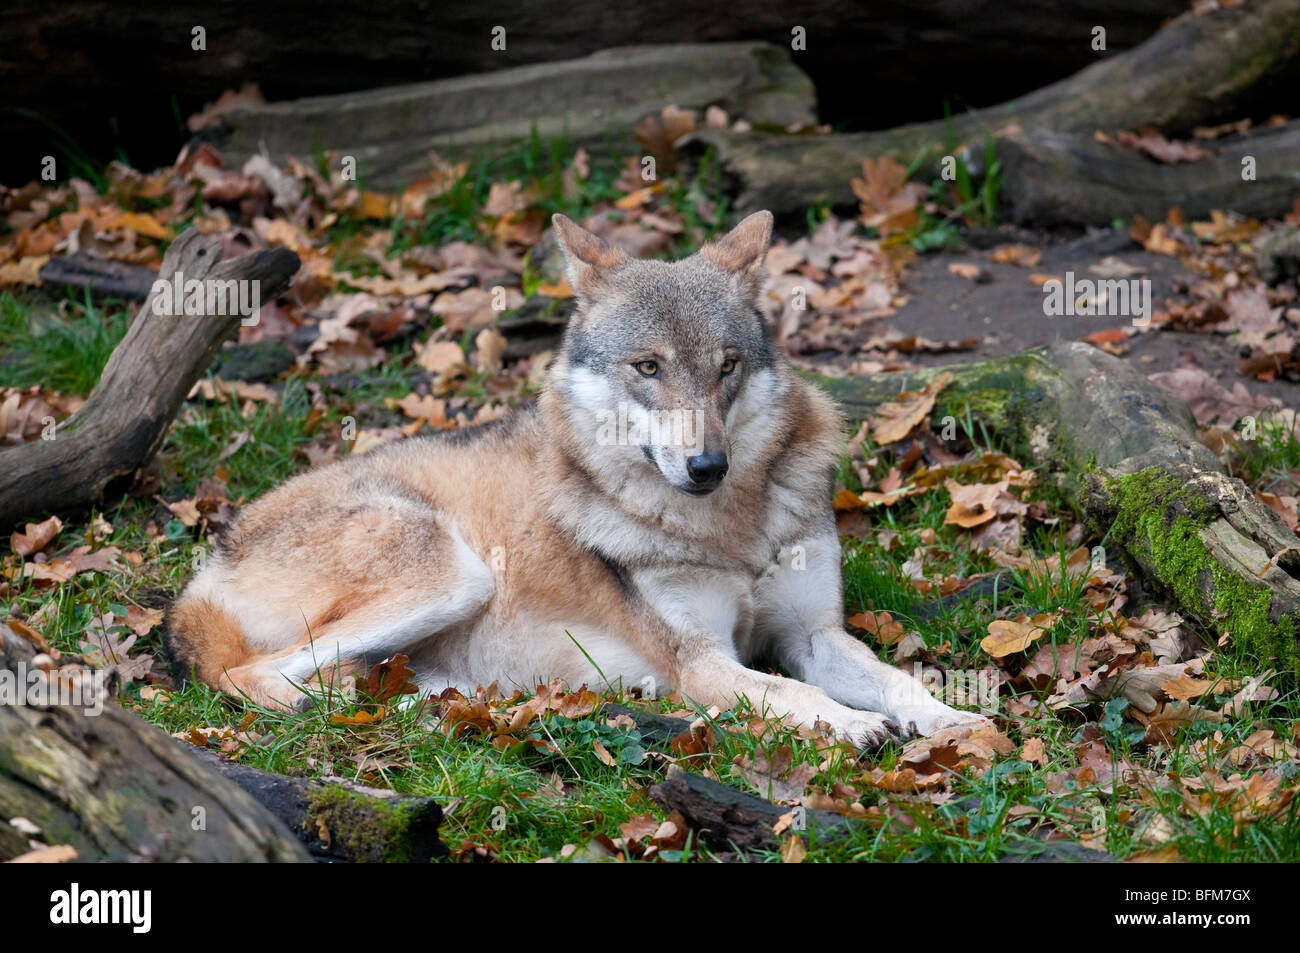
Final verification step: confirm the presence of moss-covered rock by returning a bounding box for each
[306,784,443,863]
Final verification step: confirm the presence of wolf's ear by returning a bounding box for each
[700,210,773,295]
[551,213,628,299]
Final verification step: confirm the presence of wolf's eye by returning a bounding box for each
[634,360,659,377]
[720,358,737,376]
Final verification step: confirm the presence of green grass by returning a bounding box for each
[159,376,319,499]
[0,290,129,394]
[842,543,916,617]
[132,678,715,862]
[1229,411,1300,490]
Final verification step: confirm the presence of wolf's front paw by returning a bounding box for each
[835,712,907,751]
[897,705,992,738]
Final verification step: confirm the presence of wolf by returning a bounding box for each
[167,211,988,747]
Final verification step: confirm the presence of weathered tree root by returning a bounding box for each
[0,229,300,527]
[37,252,159,301]
[650,771,854,852]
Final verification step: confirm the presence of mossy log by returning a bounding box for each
[683,0,1300,217]
[0,625,311,862]
[819,341,1300,674]
[0,230,300,528]
[189,748,446,862]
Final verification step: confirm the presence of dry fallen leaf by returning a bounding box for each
[108,210,174,241]
[852,156,925,237]
[389,393,453,432]
[80,613,154,681]
[943,480,1001,529]
[10,515,63,556]
[1161,673,1223,700]
[7,844,78,864]
[1019,737,1049,766]
[619,813,660,842]
[475,327,508,373]
[417,340,470,376]
[168,499,202,527]
[1108,129,1212,165]
[0,255,50,287]
[10,545,122,586]
[982,615,1055,658]
[870,372,952,445]
[990,244,1043,267]
[121,605,164,637]
[5,617,52,654]
[947,262,987,282]
[359,654,418,704]
[733,745,818,804]
[537,279,574,298]
[846,610,907,646]
[780,836,807,863]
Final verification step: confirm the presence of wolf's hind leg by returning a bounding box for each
[221,525,495,710]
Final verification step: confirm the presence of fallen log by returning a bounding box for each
[200,43,815,190]
[818,341,1300,675]
[37,252,158,302]
[189,748,446,862]
[650,770,853,852]
[683,0,1300,216]
[0,623,311,862]
[0,229,300,527]
[2,621,443,863]
[998,122,1300,227]
[598,703,693,748]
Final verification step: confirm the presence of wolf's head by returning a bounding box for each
[547,211,778,497]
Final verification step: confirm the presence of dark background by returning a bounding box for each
[2,0,1191,184]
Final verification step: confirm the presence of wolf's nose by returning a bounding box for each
[686,452,729,485]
